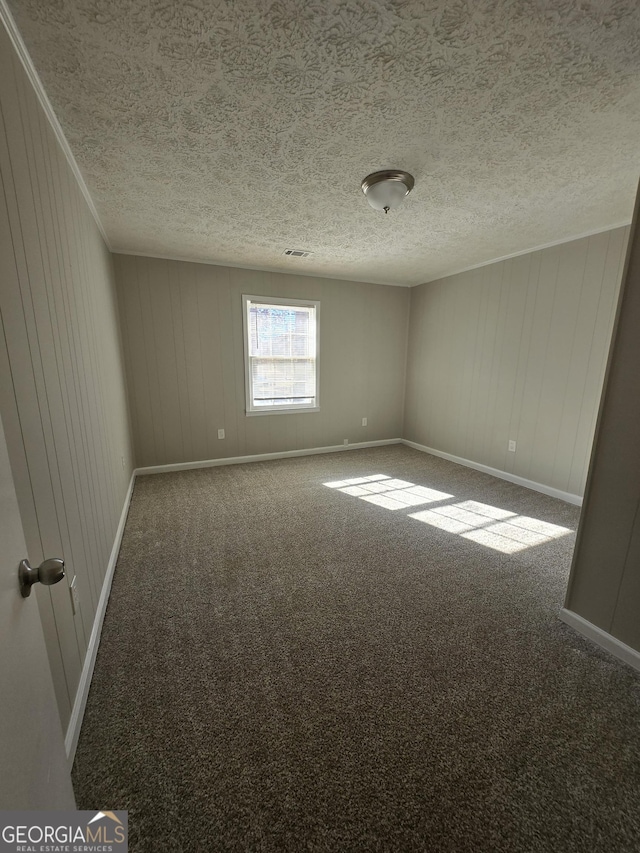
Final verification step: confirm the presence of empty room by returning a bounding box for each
[1,1,640,851]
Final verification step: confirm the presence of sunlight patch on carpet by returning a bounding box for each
[324,475,571,554]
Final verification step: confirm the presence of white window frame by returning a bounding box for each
[242,294,320,416]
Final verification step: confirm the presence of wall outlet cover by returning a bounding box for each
[218,429,225,439]
[362,418,367,426]
[508,440,517,452]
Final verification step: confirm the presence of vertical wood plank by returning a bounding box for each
[0,25,133,731]
[115,256,410,466]
[404,229,628,497]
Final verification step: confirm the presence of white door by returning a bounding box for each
[0,409,75,809]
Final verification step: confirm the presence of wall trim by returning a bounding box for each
[418,221,632,285]
[112,249,409,288]
[64,471,135,765]
[559,608,640,673]
[113,225,631,290]
[0,0,628,288]
[62,441,595,764]
[402,439,583,506]
[135,438,403,476]
[64,441,398,760]
[0,0,111,250]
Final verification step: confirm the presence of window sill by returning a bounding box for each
[245,406,320,417]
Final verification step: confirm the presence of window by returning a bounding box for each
[242,295,320,415]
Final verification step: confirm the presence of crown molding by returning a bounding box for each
[116,221,631,290]
[0,0,111,250]
[111,248,411,288]
[415,221,632,286]
[0,0,629,286]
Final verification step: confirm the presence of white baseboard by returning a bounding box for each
[402,439,583,506]
[134,438,403,476]
[559,608,640,673]
[64,439,400,762]
[62,439,586,766]
[64,471,136,766]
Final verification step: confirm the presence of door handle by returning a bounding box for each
[19,558,65,598]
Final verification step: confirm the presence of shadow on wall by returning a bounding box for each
[323,475,572,555]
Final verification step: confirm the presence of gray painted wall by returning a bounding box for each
[404,228,629,498]
[565,190,640,653]
[0,25,133,731]
[114,254,410,468]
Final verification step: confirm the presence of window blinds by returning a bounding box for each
[248,302,317,407]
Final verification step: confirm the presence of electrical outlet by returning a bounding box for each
[218,429,225,439]
[70,576,80,615]
[508,440,517,452]
[343,439,349,445]
[362,417,367,427]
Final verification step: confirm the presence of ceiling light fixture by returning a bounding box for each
[361,169,415,214]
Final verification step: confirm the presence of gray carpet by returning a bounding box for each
[72,445,640,852]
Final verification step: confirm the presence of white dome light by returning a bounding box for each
[361,170,415,214]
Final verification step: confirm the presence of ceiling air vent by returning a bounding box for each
[283,249,312,258]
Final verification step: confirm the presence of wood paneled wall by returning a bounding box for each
[404,228,629,497]
[566,190,640,652]
[0,24,133,730]
[114,255,409,467]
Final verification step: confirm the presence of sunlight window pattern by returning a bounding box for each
[323,475,572,555]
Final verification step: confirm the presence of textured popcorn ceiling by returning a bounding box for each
[7,0,640,285]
